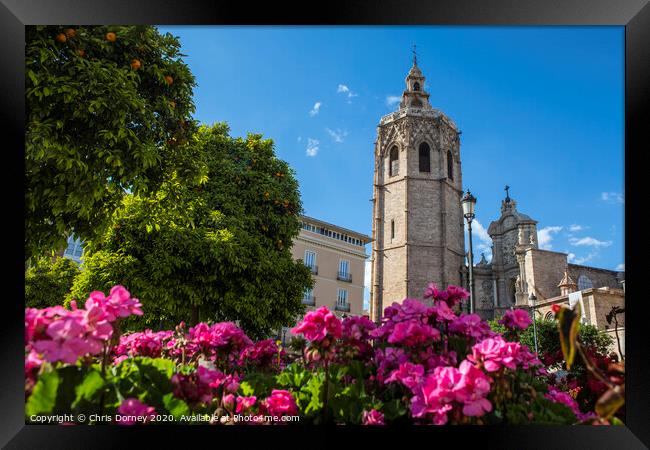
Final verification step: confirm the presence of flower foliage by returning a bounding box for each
[25,284,612,425]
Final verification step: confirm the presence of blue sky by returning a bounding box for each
[158,26,625,307]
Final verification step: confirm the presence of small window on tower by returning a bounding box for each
[391,220,395,240]
[389,146,399,177]
[419,142,431,172]
[413,82,420,91]
[447,150,454,181]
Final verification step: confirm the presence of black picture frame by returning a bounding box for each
[2,0,647,447]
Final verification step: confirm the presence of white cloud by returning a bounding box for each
[569,236,613,248]
[538,226,563,250]
[572,252,597,265]
[297,136,302,142]
[616,263,625,271]
[600,192,624,204]
[569,224,585,232]
[325,128,349,143]
[567,252,576,262]
[385,95,401,107]
[306,138,319,157]
[465,219,493,262]
[308,102,322,117]
[337,84,357,102]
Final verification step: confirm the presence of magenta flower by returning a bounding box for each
[239,339,281,367]
[262,390,298,417]
[410,374,452,424]
[362,409,385,425]
[222,393,235,410]
[387,319,440,346]
[449,314,492,339]
[457,360,492,416]
[236,396,257,413]
[117,398,156,425]
[291,306,342,342]
[446,285,470,306]
[499,309,532,330]
[469,337,515,372]
[385,362,425,389]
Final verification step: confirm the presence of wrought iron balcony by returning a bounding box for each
[337,271,352,282]
[335,302,350,312]
[302,295,315,306]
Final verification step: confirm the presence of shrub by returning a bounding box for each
[25,256,80,309]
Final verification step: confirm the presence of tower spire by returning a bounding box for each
[412,43,417,66]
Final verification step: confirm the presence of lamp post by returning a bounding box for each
[461,190,477,314]
[529,292,539,354]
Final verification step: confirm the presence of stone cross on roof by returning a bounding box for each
[412,44,417,66]
[504,185,511,203]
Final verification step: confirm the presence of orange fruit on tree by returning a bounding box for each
[164,75,174,86]
[130,59,141,70]
[64,28,76,38]
[55,33,67,43]
[106,32,117,42]
[77,49,86,57]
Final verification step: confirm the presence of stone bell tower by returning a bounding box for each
[369,53,465,322]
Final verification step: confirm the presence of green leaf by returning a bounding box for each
[163,392,190,417]
[26,369,61,417]
[73,369,105,407]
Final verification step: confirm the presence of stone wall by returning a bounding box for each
[527,248,567,300]
[568,264,622,290]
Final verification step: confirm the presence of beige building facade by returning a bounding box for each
[280,216,371,342]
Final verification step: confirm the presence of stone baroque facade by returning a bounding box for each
[370,59,465,322]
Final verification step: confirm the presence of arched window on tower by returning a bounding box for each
[578,275,593,291]
[418,142,431,173]
[447,150,454,180]
[389,146,399,177]
[413,82,420,91]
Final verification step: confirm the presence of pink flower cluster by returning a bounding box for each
[468,336,543,373]
[410,360,492,424]
[117,398,156,425]
[239,338,282,368]
[114,329,174,362]
[423,283,470,307]
[25,286,142,364]
[499,309,532,330]
[448,314,494,340]
[171,365,240,406]
[260,390,298,417]
[545,386,596,422]
[362,409,385,425]
[187,322,253,364]
[291,306,342,343]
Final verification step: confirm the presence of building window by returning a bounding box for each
[391,220,395,240]
[418,142,431,173]
[544,311,554,321]
[336,288,349,312]
[304,250,317,274]
[413,81,420,91]
[578,275,593,291]
[389,146,399,177]
[338,260,351,282]
[447,150,454,181]
[303,288,314,305]
[63,235,84,262]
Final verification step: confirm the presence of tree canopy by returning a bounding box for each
[25,256,80,309]
[26,25,197,261]
[70,123,313,339]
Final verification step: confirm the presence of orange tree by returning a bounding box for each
[26,25,197,262]
[69,123,313,339]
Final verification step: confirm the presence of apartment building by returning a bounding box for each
[280,216,371,343]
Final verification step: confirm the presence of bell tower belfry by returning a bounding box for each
[369,53,466,322]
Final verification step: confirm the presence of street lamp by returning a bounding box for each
[529,292,539,354]
[461,190,477,314]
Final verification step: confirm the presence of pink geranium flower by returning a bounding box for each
[262,390,298,417]
[385,362,425,389]
[499,309,532,330]
[117,398,156,425]
[236,396,257,413]
[291,306,342,342]
[362,409,385,425]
